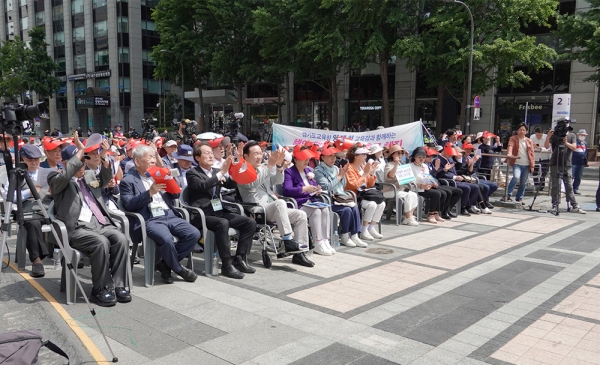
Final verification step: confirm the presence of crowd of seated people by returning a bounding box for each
[7,125,510,306]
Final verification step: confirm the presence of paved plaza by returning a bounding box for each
[2,176,600,365]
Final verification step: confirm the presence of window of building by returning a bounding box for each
[72,26,84,42]
[20,17,28,31]
[96,78,110,91]
[119,77,130,93]
[74,80,87,95]
[93,0,107,8]
[95,50,109,66]
[52,4,63,21]
[141,20,156,31]
[118,47,129,63]
[35,11,45,26]
[73,54,86,71]
[141,0,159,6]
[7,22,14,36]
[53,32,64,47]
[7,0,13,11]
[117,0,128,2]
[143,79,160,94]
[71,0,83,14]
[117,16,128,33]
[142,50,155,65]
[19,0,26,6]
[55,57,66,72]
[94,21,108,37]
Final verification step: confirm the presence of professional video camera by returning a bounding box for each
[225,112,244,144]
[550,118,574,148]
[171,118,197,146]
[140,116,157,142]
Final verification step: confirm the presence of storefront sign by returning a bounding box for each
[360,106,382,111]
[75,96,111,108]
[68,70,111,81]
[272,121,424,153]
[552,93,571,125]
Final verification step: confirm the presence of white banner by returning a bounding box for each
[395,164,416,185]
[272,122,424,152]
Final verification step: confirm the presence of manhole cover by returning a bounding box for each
[365,248,394,254]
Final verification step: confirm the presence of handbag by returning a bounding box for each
[0,329,69,365]
[358,188,385,204]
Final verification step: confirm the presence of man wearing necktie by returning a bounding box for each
[48,135,130,307]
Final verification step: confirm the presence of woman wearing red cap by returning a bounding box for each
[283,146,334,256]
[345,145,385,242]
[477,131,503,180]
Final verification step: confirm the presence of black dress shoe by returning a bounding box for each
[485,201,495,209]
[77,261,84,269]
[292,253,314,267]
[176,267,198,282]
[133,256,140,265]
[114,287,132,303]
[461,208,471,216]
[446,210,458,218]
[155,260,173,284]
[30,262,45,278]
[283,238,308,254]
[441,213,452,220]
[233,255,256,274]
[221,263,245,279]
[90,287,117,307]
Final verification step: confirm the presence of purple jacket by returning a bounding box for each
[283,166,317,208]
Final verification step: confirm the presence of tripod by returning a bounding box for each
[0,132,119,362]
[527,161,548,213]
[549,145,567,216]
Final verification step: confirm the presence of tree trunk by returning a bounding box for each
[198,82,205,132]
[436,85,445,136]
[276,83,282,124]
[330,75,338,131]
[379,57,390,127]
[285,72,291,125]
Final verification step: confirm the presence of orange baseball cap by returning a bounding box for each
[43,137,70,151]
[208,136,231,149]
[229,158,258,185]
[320,144,341,156]
[293,145,316,161]
[443,143,458,157]
[462,143,475,150]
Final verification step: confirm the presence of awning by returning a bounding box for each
[185,89,238,105]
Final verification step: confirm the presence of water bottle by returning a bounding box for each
[53,248,61,270]
[212,252,219,274]
[332,231,340,247]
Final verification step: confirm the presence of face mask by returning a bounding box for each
[578,136,585,141]
[455,157,463,163]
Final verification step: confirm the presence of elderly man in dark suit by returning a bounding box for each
[47,135,130,307]
[186,143,257,279]
[119,144,200,284]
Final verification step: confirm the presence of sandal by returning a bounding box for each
[426,214,437,224]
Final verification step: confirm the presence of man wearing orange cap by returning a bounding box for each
[435,143,480,216]
[40,137,66,169]
[239,141,313,267]
[120,144,200,284]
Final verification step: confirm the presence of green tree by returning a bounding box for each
[0,36,29,102]
[558,0,600,84]
[344,0,424,127]
[152,0,212,123]
[253,0,302,124]
[26,27,61,99]
[395,0,558,130]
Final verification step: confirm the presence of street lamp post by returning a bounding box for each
[160,49,185,120]
[442,0,474,135]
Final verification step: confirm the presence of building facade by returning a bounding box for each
[0,0,169,135]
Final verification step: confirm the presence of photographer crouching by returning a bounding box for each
[548,118,586,214]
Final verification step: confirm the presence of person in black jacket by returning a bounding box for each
[186,143,257,279]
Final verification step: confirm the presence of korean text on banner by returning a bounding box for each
[272,122,424,153]
[395,164,416,185]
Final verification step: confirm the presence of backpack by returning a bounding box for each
[0,329,69,364]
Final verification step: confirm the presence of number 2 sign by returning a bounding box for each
[552,93,571,127]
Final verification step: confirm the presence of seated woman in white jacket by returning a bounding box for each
[409,147,446,224]
[382,144,419,226]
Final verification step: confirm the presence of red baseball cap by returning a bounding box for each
[208,136,231,149]
[146,166,181,194]
[483,131,496,138]
[424,146,439,156]
[229,158,258,185]
[43,137,70,151]
[84,133,103,153]
[293,145,316,161]
[320,144,341,156]
[443,143,458,157]
[462,143,475,150]
[259,141,268,147]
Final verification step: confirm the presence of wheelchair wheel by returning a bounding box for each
[262,250,272,268]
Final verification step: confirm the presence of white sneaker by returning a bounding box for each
[472,206,481,213]
[481,207,492,214]
[341,233,356,247]
[402,217,419,226]
[352,234,369,247]
[360,230,374,241]
[313,241,332,256]
[352,232,369,248]
[571,207,587,214]
[369,227,383,239]
[324,239,336,254]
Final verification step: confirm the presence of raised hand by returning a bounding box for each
[149,182,166,196]
[220,155,233,175]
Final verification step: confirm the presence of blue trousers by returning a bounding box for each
[479,180,498,202]
[146,210,200,273]
[332,204,361,235]
[572,164,584,192]
[507,164,530,200]
[456,182,479,208]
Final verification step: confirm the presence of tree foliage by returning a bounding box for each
[558,0,600,84]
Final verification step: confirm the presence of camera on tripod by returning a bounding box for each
[550,118,574,148]
[1,102,49,135]
[225,112,244,144]
[140,116,157,142]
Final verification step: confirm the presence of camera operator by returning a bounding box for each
[548,120,586,214]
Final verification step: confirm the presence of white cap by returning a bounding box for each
[476,132,483,139]
[369,144,384,154]
[165,140,177,147]
[355,147,370,155]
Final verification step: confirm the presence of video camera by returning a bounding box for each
[172,119,197,146]
[550,118,574,148]
[140,116,157,142]
[225,112,244,144]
